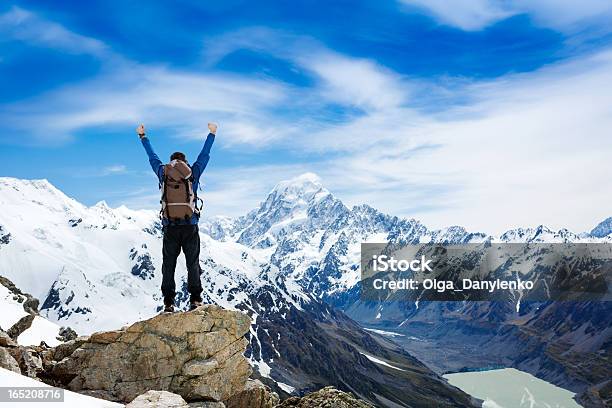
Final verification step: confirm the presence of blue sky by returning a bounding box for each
[1,0,611,233]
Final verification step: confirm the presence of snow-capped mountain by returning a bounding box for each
[0,176,478,407]
[0,175,609,406]
[203,172,610,306]
[1,174,609,333]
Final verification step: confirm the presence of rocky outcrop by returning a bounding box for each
[46,305,252,404]
[0,345,20,373]
[0,275,53,378]
[9,344,45,378]
[1,324,42,377]
[6,314,35,340]
[56,326,78,342]
[225,379,279,408]
[126,390,190,408]
[125,386,371,408]
[0,275,40,343]
[0,327,45,378]
[577,380,611,408]
[0,330,21,374]
[277,387,373,408]
[0,275,39,314]
[0,330,16,347]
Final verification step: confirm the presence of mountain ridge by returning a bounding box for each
[0,175,485,407]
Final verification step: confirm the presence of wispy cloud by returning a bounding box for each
[203,27,409,112]
[398,0,612,32]
[0,24,413,148]
[0,7,610,234]
[102,164,127,175]
[399,0,513,31]
[199,48,612,234]
[0,6,110,57]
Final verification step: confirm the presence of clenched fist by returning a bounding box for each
[136,124,146,138]
[208,122,218,135]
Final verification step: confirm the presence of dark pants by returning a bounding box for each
[161,224,202,304]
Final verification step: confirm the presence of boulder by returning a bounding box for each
[276,387,373,408]
[225,379,279,408]
[7,314,35,340]
[0,275,40,314]
[48,305,252,403]
[0,347,20,373]
[9,345,44,378]
[50,336,89,362]
[126,390,189,408]
[0,330,16,347]
[56,326,78,342]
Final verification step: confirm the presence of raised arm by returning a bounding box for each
[137,124,163,182]
[192,122,217,180]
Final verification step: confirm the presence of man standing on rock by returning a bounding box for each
[137,122,217,312]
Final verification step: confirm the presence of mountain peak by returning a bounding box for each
[591,216,612,238]
[93,200,110,209]
[0,177,55,192]
[271,172,323,194]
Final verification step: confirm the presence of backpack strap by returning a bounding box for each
[183,179,190,203]
[160,165,170,220]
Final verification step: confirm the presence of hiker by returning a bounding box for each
[137,122,217,312]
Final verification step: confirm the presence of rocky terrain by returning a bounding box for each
[0,304,389,408]
[276,387,374,407]
[46,305,252,403]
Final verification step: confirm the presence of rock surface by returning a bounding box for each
[47,305,252,403]
[0,328,45,378]
[126,390,189,408]
[0,275,39,314]
[0,346,20,373]
[7,314,36,340]
[277,387,373,408]
[225,379,279,408]
[0,330,16,347]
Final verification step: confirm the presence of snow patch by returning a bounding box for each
[0,367,122,407]
[360,353,406,371]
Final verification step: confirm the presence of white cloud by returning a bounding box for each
[203,27,409,112]
[196,49,612,235]
[399,0,514,31]
[102,165,127,175]
[304,52,406,111]
[1,10,610,234]
[0,6,109,56]
[514,0,612,31]
[398,0,612,31]
[306,51,612,234]
[0,63,292,144]
[0,25,410,147]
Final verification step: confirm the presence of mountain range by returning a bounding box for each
[0,174,609,407]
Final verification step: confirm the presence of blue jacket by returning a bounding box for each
[141,133,216,225]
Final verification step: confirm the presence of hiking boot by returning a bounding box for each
[189,300,203,311]
[163,297,175,313]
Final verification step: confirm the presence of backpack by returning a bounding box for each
[160,160,202,223]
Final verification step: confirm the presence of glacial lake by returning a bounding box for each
[444,368,582,408]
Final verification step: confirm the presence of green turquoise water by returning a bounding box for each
[444,368,582,408]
